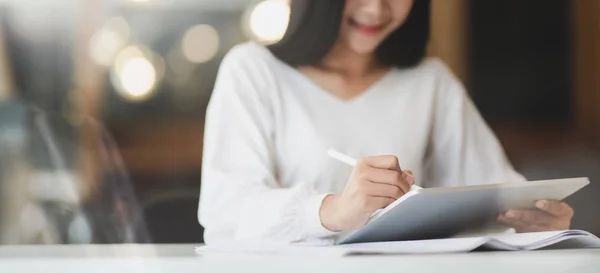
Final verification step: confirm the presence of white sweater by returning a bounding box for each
[198,42,525,245]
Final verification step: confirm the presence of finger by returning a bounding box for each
[510,222,554,233]
[499,210,572,232]
[361,155,402,172]
[403,171,415,186]
[497,215,552,232]
[364,182,404,200]
[518,224,555,233]
[364,196,396,211]
[500,210,556,226]
[536,200,574,218]
[363,168,410,194]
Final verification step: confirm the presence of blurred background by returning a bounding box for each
[0,0,598,244]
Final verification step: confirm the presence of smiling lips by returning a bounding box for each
[350,19,386,35]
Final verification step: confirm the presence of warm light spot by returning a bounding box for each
[119,58,157,99]
[111,45,162,102]
[247,0,290,44]
[181,24,220,63]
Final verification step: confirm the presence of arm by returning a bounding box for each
[198,47,337,244]
[198,46,415,244]
[423,60,573,232]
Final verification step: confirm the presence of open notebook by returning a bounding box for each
[335,230,600,254]
[196,230,600,257]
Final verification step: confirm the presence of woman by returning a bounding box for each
[199,0,574,244]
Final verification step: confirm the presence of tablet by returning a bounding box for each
[336,178,590,245]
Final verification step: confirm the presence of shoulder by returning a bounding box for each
[222,41,270,62]
[216,42,286,92]
[409,57,467,101]
[219,41,281,73]
[211,42,284,110]
[389,57,461,94]
[403,57,460,83]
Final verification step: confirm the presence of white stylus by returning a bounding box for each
[327,149,423,192]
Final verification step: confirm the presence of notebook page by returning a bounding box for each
[490,230,571,248]
[334,237,489,254]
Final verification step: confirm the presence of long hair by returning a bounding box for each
[268,0,431,68]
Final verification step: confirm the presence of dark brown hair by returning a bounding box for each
[268,0,431,68]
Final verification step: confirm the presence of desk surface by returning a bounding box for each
[0,244,598,273]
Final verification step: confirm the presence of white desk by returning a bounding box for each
[0,244,598,273]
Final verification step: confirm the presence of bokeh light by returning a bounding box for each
[89,17,130,67]
[111,45,165,102]
[181,24,220,64]
[119,58,156,99]
[246,0,290,44]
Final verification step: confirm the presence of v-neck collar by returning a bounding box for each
[278,61,398,105]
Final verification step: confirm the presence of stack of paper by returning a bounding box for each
[196,230,600,257]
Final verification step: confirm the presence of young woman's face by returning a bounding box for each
[340,0,414,55]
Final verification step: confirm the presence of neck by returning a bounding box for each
[317,43,383,77]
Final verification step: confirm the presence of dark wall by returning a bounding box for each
[469,0,600,236]
[469,0,571,125]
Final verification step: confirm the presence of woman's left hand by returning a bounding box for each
[497,200,574,232]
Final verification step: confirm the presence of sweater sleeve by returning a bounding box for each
[198,45,338,245]
[423,59,526,187]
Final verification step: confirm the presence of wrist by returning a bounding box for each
[320,194,342,232]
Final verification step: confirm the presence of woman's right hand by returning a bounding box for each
[319,155,415,231]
